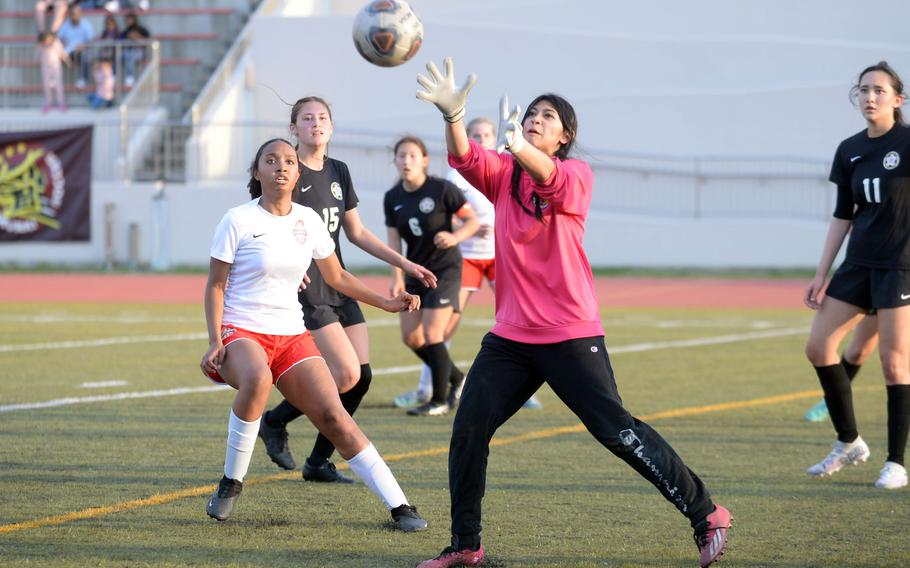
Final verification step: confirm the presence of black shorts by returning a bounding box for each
[301,300,366,331]
[406,265,461,311]
[825,262,910,310]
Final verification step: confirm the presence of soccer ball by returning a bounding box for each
[352,0,423,67]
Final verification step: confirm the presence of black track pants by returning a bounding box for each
[448,333,715,547]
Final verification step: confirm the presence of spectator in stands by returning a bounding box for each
[57,4,94,89]
[88,58,115,109]
[34,1,67,34]
[119,11,150,87]
[97,14,120,75]
[37,31,69,113]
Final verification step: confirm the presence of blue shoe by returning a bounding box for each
[522,395,543,410]
[804,399,829,422]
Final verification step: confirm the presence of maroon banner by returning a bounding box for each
[0,126,92,241]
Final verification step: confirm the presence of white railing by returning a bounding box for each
[0,117,832,220]
[0,39,158,109]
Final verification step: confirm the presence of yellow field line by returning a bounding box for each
[0,385,876,535]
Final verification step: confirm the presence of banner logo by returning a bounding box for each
[0,142,65,233]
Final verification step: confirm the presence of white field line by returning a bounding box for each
[79,381,129,388]
[0,317,807,354]
[0,326,807,413]
[0,333,209,353]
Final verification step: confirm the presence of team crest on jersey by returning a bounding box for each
[883,151,900,170]
[293,219,307,243]
[533,194,550,210]
[419,197,435,213]
[330,182,343,201]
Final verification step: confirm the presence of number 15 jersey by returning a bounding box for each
[292,157,359,307]
[830,123,910,269]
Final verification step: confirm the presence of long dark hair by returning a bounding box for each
[247,138,296,198]
[509,93,578,220]
[851,61,906,125]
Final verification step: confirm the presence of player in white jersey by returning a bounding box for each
[257,96,437,482]
[201,138,429,530]
[395,118,542,411]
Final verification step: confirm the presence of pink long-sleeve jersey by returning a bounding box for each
[449,140,604,344]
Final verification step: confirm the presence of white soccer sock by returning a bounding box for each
[346,443,408,510]
[418,364,433,394]
[223,409,260,482]
[418,340,451,394]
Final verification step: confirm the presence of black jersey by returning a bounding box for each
[830,123,910,269]
[383,176,466,272]
[292,158,359,307]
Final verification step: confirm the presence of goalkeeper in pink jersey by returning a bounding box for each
[412,58,731,568]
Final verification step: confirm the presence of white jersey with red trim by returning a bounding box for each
[210,199,335,335]
[447,168,495,260]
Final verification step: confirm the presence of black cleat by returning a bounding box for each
[302,459,356,484]
[390,504,428,532]
[258,418,296,470]
[206,476,243,521]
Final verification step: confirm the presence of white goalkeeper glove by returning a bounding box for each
[495,95,525,154]
[416,57,477,123]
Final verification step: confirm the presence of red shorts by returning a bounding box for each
[462,258,495,291]
[206,324,323,384]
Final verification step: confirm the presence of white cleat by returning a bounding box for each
[807,436,870,477]
[393,389,431,409]
[874,461,908,489]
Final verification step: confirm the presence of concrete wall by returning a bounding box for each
[3,0,903,269]
[0,177,834,269]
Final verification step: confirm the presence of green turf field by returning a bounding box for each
[0,302,907,567]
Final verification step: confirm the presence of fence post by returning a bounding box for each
[128,223,140,271]
[118,103,129,183]
[104,203,116,271]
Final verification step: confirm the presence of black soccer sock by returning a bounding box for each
[423,342,454,404]
[815,364,859,443]
[411,345,431,365]
[841,355,862,382]
[309,364,373,464]
[886,384,910,466]
[266,399,303,428]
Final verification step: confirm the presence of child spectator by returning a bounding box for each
[37,31,70,113]
[88,58,115,109]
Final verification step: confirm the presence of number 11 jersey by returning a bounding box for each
[830,123,910,269]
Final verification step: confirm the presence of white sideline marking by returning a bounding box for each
[0,386,231,412]
[0,314,199,324]
[608,326,808,353]
[79,381,128,389]
[0,326,807,414]
[0,333,208,353]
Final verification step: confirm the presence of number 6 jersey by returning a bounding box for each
[383,176,466,273]
[292,158,359,307]
[830,123,910,269]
